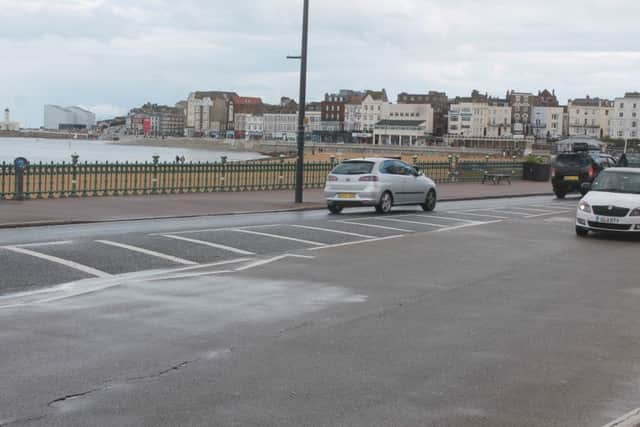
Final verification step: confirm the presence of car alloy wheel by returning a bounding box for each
[376,191,393,214]
[422,190,437,212]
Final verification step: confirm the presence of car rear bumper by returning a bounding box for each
[576,211,640,232]
[324,189,382,206]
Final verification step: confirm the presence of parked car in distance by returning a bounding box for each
[323,158,437,214]
[551,150,616,199]
[575,168,640,236]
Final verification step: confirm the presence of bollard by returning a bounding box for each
[13,157,29,201]
[152,154,160,194]
[71,153,79,197]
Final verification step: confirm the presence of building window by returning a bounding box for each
[620,112,624,118]
[633,122,637,128]
[621,103,624,108]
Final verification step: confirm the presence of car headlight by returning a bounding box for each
[630,208,640,217]
[578,202,592,213]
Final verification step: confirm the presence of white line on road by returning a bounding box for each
[288,224,376,239]
[2,246,111,278]
[231,229,326,247]
[149,224,283,236]
[151,270,235,281]
[308,235,406,251]
[95,240,198,265]
[433,220,503,233]
[525,211,573,219]
[234,254,315,272]
[160,235,255,255]
[502,206,557,214]
[8,241,74,248]
[335,221,413,233]
[373,217,447,228]
[446,211,510,219]
[416,214,479,224]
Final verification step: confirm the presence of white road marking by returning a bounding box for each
[234,254,315,272]
[335,221,413,233]
[470,208,530,216]
[525,211,574,219]
[308,235,406,251]
[95,240,198,265]
[9,241,74,248]
[433,220,503,233]
[149,224,283,236]
[503,206,556,214]
[2,246,111,278]
[160,235,255,255]
[373,217,447,228]
[417,214,479,224]
[289,224,375,239]
[231,229,326,247]
[151,270,235,281]
[446,211,510,219]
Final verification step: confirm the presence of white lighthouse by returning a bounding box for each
[0,108,20,131]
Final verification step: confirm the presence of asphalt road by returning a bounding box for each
[1,196,640,426]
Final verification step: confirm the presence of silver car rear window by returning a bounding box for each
[332,161,375,175]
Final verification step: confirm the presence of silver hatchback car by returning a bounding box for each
[323,158,437,214]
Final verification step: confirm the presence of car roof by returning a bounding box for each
[601,167,640,173]
[343,157,402,163]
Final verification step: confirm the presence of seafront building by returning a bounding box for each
[610,92,640,141]
[0,108,20,131]
[44,105,96,130]
[568,96,613,139]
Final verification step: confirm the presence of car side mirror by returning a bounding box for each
[581,182,591,193]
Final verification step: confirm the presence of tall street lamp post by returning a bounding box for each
[287,0,310,203]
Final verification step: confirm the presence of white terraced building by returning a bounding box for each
[610,92,640,141]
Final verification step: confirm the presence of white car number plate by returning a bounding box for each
[595,216,621,224]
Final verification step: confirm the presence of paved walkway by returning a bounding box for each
[0,181,552,228]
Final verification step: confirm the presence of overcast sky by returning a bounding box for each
[1,0,640,127]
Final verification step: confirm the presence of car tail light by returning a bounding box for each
[550,167,556,178]
[327,175,338,182]
[588,166,595,178]
[359,175,379,182]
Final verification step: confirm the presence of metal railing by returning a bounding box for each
[0,156,523,200]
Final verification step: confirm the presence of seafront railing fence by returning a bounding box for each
[0,155,523,200]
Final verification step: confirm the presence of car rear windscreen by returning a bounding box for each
[555,154,590,168]
[332,161,375,175]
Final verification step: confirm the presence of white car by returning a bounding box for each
[323,158,437,214]
[575,168,640,236]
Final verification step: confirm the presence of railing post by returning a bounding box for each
[447,154,453,182]
[412,154,418,166]
[70,153,79,197]
[220,156,227,191]
[512,155,517,178]
[330,155,336,167]
[279,154,285,189]
[152,154,160,194]
[484,155,490,176]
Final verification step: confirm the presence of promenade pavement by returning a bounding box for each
[0,181,553,228]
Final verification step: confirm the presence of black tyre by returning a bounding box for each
[421,189,437,212]
[328,204,343,215]
[575,226,589,237]
[375,191,393,214]
[554,190,567,199]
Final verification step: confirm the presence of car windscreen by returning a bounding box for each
[332,161,375,175]
[554,154,590,168]
[591,171,640,194]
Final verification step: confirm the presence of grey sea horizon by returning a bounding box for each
[0,138,267,164]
